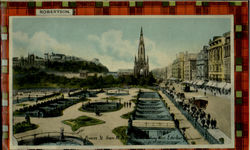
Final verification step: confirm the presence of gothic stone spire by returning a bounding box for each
[134,27,149,77]
[138,27,145,62]
[140,26,143,36]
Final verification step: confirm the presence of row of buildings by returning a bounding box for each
[12,52,99,68]
[13,54,45,68]
[13,52,134,79]
[167,31,231,85]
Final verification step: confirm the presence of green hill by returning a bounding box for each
[46,60,109,73]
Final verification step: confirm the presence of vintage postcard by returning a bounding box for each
[9,16,234,149]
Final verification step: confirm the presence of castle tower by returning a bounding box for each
[134,27,149,77]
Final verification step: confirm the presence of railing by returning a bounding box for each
[161,89,221,144]
[129,138,187,145]
[14,93,61,104]
[15,131,83,142]
[133,120,175,128]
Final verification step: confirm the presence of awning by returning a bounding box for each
[193,80,199,85]
[182,81,189,84]
[209,82,227,88]
[223,83,231,90]
[192,81,196,84]
[169,78,178,81]
[210,82,218,88]
[217,82,227,88]
[205,81,213,86]
[190,81,197,85]
[197,80,205,86]
[183,80,192,84]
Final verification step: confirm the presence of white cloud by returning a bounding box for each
[135,36,173,69]
[137,37,173,69]
[13,31,73,57]
[13,31,29,43]
[86,30,136,71]
[86,29,174,71]
[88,30,136,60]
[13,30,174,72]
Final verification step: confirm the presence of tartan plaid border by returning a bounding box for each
[1,1,249,150]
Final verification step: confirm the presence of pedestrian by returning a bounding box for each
[207,114,211,120]
[201,119,205,127]
[211,119,214,129]
[214,119,217,128]
[195,116,198,122]
[204,91,206,96]
[206,119,210,128]
[129,102,131,108]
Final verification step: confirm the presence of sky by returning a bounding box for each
[11,16,231,71]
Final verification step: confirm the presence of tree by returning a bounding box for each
[103,75,115,85]
[146,72,156,86]
[25,114,31,124]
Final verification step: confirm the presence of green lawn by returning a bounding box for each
[16,103,28,107]
[13,121,39,134]
[13,111,25,116]
[62,116,105,131]
[112,126,128,145]
[121,111,134,119]
[79,103,123,113]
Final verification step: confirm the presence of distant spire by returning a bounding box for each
[134,27,149,77]
[138,27,145,61]
[139,27,144,45]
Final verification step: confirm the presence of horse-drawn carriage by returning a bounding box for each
[189,96,208,109]
[181,83,190,92]
[177,92,185,99]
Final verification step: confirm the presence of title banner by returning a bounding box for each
[36,9,74,16]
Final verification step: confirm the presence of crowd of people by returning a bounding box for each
[192,83,231,97]
[181,102,217,129]
[164,87,217,130]
[124,101,132,108]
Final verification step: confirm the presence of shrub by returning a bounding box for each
[13,121,38,134]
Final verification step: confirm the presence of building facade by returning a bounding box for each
[196,46,209,81]
[118,69,134,76]
[44,52,82,62]
[44,52,66,62]
[178,52,185,81]
[172,59,179,79]
[208,36,225,82]
[134,27,149,77]
[223,32,231,83]
[166,64,172,79]
[171,52,184,81]
[13,53,45,68]
[184,52,197,81]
